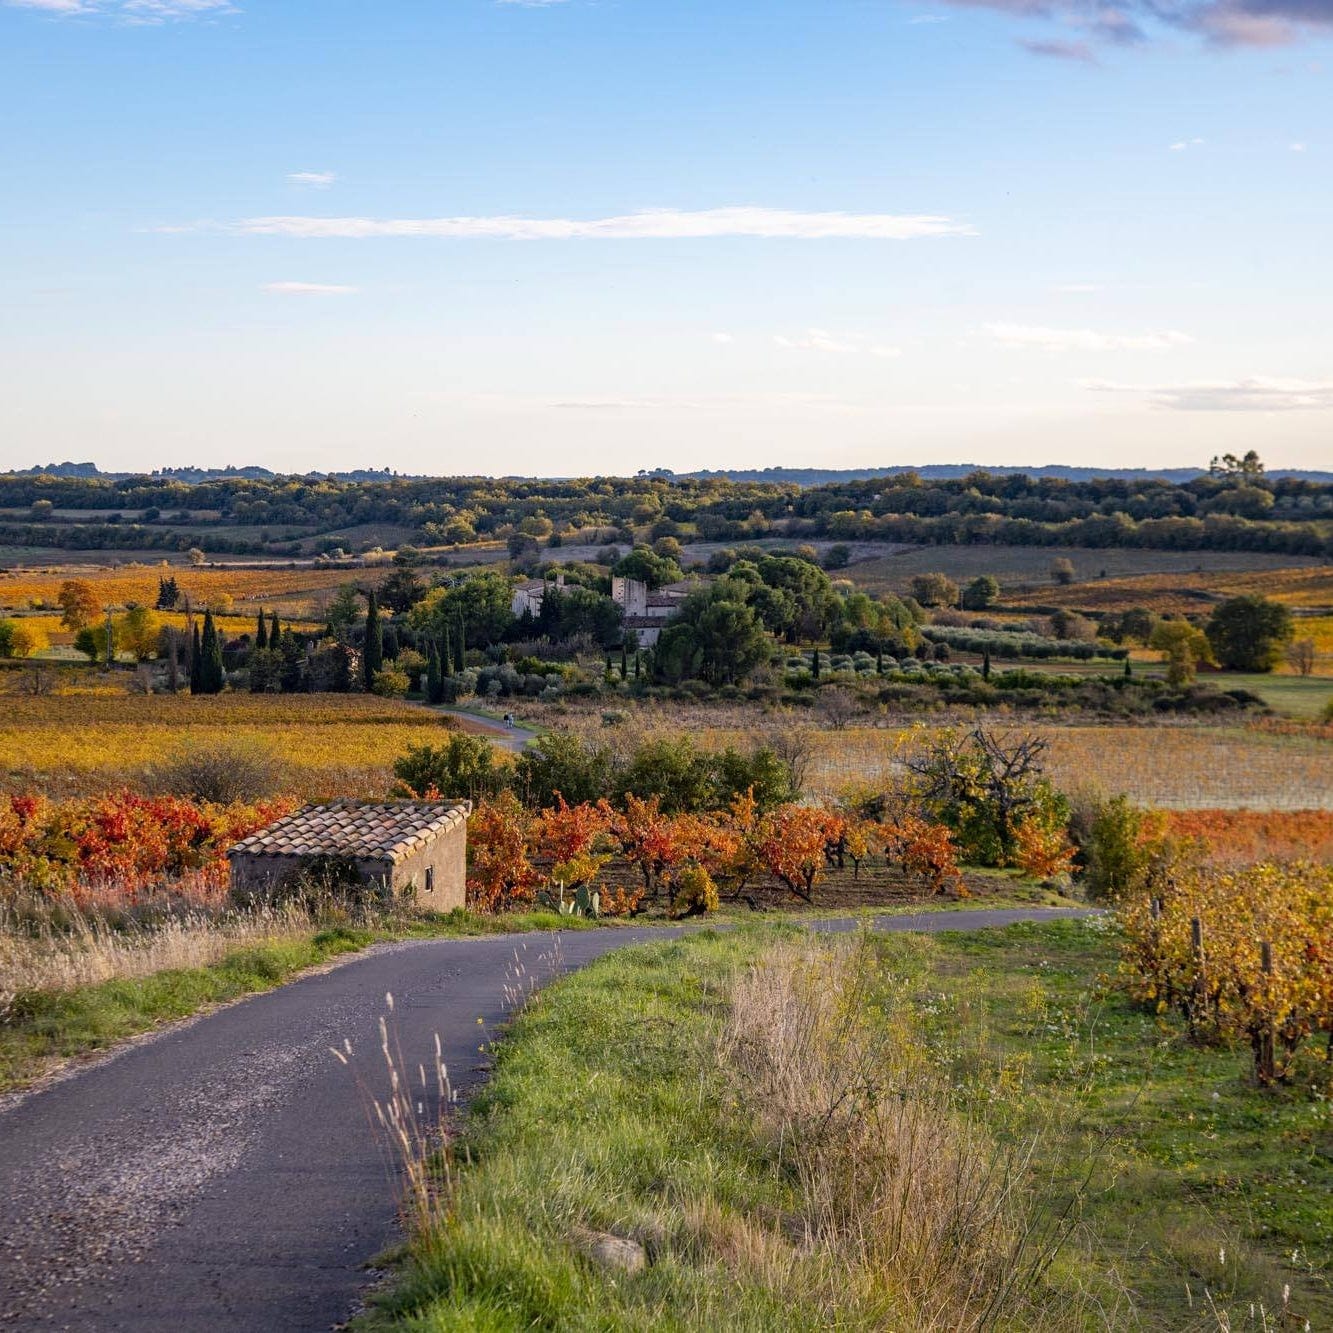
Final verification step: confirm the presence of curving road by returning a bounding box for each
[0,908,1089,1331]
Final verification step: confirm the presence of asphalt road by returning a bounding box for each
[0,908,1090,1331]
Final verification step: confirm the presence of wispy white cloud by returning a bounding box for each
[1086,376,1333,410]
[1289,140,1308,151]
[985,322,1192,352]
[1170,137,1206,150]
[710,332,736,345]
[774,329,903,357]
[263,281,358,296]
[203,206,976,242]
[6,0,235,19]
[288,171,336,189]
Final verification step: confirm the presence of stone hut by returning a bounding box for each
[227,799,471,908]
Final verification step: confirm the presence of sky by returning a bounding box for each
[1,0,1330,478]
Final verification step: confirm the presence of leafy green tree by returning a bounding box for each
[326,583,360,638]
[961,575,1000,611]
[410,573,515,650]
[910,572,959,607]
[513,732,615,808]
[116,606,161,662]
[392,735,507,801]
[1150,619,1215,686]
[612,545,683,589]
[1206,595,1294,672]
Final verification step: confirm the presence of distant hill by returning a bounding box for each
[11,460,1333,486]
[667,464,1333,486]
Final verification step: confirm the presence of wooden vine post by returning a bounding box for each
[1256,940,1276,1086]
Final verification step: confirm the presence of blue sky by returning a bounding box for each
[1,0,1330,476]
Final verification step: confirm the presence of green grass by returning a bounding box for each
[1215,670,1333,719]
[366,920,1332,1331]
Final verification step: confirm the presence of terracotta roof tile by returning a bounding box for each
[227,799,471,864]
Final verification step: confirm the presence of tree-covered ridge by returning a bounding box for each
[1,462,1331,557]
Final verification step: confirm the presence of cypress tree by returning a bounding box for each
[200,609,224,694]
[426,643,442,703]
[876,646,884,674]
[453,617,465,673]
[189,623,202,693]
[270,610,280,644]
[634,651,641,679]
[982,649,991,681]
[620,643,628,678]
[440,628,453,677]
[811,647,821,679]
[605,654,613,682]
[363,591,383,690]
[255,610,268,650]
[1123,656,1132,680]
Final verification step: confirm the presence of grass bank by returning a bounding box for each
[366,920,1331,1331]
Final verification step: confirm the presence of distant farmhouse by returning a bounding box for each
[510,572,700,647]
[228,800,470,908]
[612,575,696,647]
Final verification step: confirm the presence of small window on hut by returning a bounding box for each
[425,867,435,894]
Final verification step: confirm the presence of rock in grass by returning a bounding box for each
[570,1227,648,1276]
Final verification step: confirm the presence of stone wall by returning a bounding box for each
[389,818,466,910]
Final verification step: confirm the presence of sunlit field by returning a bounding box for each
[0,563,368,621]
[0,693,462,800]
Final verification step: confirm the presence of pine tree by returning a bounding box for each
[190,623,202,693]
[363,591,383,690]
[255,610,268,650]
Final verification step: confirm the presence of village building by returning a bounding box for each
[612,575,698,647]
[227,800,470,908]
[510,572,566,618]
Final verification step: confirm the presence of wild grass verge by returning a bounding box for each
[0,901,605,1094]
[365,921,1330,1331]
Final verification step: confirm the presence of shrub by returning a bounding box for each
[1073,794,1163,901]
[670,863,719,917]
[148,741,290,804]
[371,666,410,698]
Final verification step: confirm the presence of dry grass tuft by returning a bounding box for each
[720,937,1082,1330]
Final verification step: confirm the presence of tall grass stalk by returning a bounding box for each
[720,936,1085,1330]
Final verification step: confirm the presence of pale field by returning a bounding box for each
[0,694,464,800]
[844,546,1323,598]
[1005,565,1333,615]
[542,704,1333,811]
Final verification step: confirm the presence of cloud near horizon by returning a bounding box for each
[263,281,358,296]
[1087,377,1333,410]
[200,207,975,242]
[985,322,1193,352]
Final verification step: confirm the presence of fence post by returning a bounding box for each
[1189,917,1207,1035]
[1257,940,1276,1085]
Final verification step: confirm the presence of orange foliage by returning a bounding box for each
[466,792,538,912]
[880,815,962,895]
[0,791,294,902]
[1158,809,1333,867]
